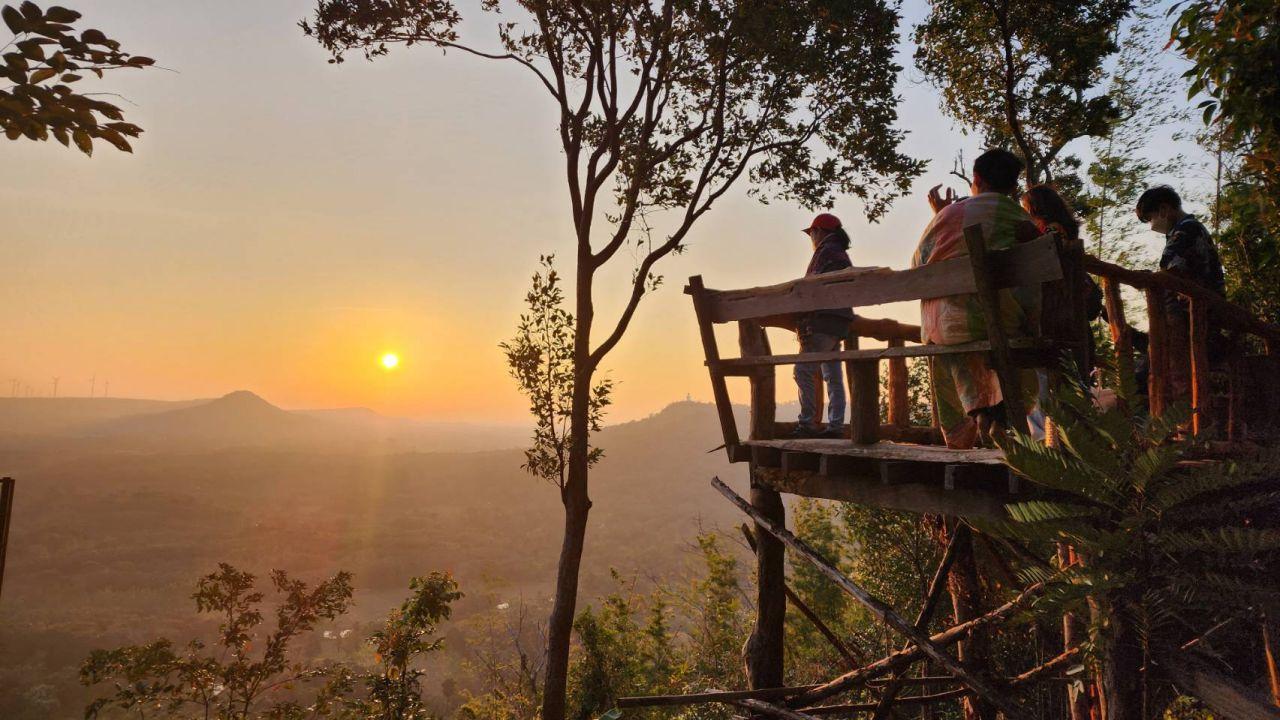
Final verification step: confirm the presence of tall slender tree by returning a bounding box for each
[913,0,1132,185]
[301,3,923,717]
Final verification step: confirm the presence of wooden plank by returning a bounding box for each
[1102,276,1133,388]
[964,224,1028,433]
[880,461,945,486]
[618,686,820,709]
[1085,255,1280,344]
[728,444,752,463]
[752,445,783,468]
[746,471,787,689]
[818,454,878,477]
[1191,298,1211,437]
[0,477,13,601]
[688,275,740,458]
[944,464,1011,493]
[887,339,909,429]
[745,438,1004,465]
[703,235,1062,323]
[789,577,1049,708]
[1161,650,1280,720]
[850,358,879,444]
[733,698,822,720]
[742,524,863,669]
[711,478,1033,720]
[714,337,1058,369]
[871,524,969,719]
[782,451,821,473]
[740,320,776,441]
[754,468,1011,522]
[1146,289,1169,418]
[852,316,922,343]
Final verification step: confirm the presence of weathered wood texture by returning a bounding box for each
[849,354,880,444]
[745,439,1003,465]
[1191,298,1211,437]
[712,477,1033,720]
[700,234,1061,323]
[740,320,776,441]
[741,524,862,668]
[1146,289,1169,418]
[1102,276,1133,386]
[1084,255,1280,344]
[714,337,1057,369]
[0,477,13,601]
[963,224,1026,434]
[745,472,786,690]
[887,339,910,429]
[687,276,740,458]
[1161,651,1280,720]
[872,523,968,719]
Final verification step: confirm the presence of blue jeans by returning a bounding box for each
[795,332,846,431]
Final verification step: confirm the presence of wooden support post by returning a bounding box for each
[943,519,995,720]
[887,339,909,428]
[712,477,1033,720]
[1190,298,1211,437]
[1058,543,1092,720]
[741,524,862,670]
[688,276,741,458]
[744,471,787,690]
[0,477,13,601]
[1264,615,1280,708]
[1102,277,1133,391]
[740,320,776,441]
[1145,289,1168,418]
[848,341,879,444]
[963,225,1027,434]
[872,524,969,719]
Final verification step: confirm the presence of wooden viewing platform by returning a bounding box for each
[617,223,1280,719]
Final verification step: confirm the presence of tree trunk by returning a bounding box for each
[1098,597,1144,720]
[952,528,996,720]
[541,289,597,720]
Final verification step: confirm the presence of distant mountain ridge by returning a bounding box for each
[0,391,531,452]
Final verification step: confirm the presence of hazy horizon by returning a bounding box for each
[2,0,1205,424]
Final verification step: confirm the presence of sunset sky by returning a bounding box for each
[2,0,1202,423]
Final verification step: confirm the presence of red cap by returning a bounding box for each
[803,213,842,233]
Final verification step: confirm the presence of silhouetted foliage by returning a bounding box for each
[914,0,1131,185]
[501,256,612,492]
[1,2,152,154]
[80,565,462,720]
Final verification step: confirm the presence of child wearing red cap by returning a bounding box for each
[793,213,855,438]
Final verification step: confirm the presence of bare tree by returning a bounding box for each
[301,2,923,717]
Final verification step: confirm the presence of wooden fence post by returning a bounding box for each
[1102,277,1133,390]
[1190,298,1211,437]
[0,477,13,601]
[688,276,741,458]
[963,226,1027,433]
[1145,289,1168,418]
[887,338,909,429]
[740,321,776,441]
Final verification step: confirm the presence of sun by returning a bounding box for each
[380,353,400,371]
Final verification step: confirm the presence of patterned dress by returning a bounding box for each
[910,193,1041,448]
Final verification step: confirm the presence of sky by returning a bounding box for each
[1,0,1205,423]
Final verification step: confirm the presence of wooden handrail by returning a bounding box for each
[1083,255,1280,343]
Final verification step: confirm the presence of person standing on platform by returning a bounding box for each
[912,149,1042,449]
[1136,185,1226,402]
[792,213,855,439]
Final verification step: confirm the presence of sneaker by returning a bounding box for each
[790,425,823,439]
[819,426,846,439]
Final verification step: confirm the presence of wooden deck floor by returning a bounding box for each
[743,438,1005,465]
[739,439,1017,519]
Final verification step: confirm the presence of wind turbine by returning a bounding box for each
[89,375,96,398]
[51,377,60,398]
[103,380,109,398]
[8,379,17,397]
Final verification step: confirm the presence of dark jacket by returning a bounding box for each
[800,236,855,337]
[1160,215,1225,315]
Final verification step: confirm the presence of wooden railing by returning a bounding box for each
[689,231,1280,460]
[1084,254,1280,438]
